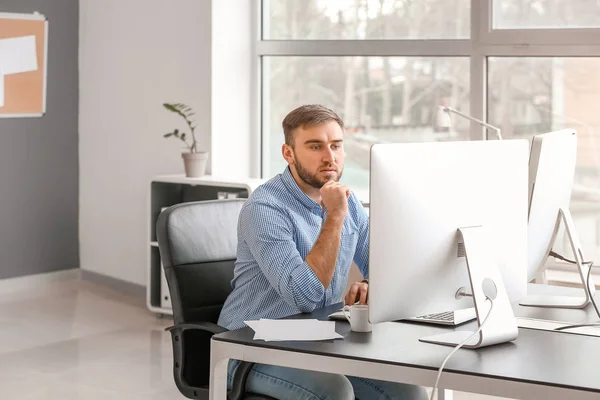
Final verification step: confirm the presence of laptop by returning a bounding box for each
[328,307,477,326]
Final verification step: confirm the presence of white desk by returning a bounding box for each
[210,284,600,399]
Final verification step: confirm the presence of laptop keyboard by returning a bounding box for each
[329,307,476,326]
[414,311,455,323]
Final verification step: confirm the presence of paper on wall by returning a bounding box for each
[0,69,4,107]
[0,35,38,75]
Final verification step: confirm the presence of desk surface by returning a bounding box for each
[214,284,600,394]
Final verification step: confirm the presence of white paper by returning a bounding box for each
[0,35,38,75]
[244,320,261,331]
[0,70,4,107]
[245,320,270,340]
[244,319,343,342]
[517,317,600,337]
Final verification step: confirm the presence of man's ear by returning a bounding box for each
[282,144,295,165]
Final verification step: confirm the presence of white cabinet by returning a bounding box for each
[147,174,264,315]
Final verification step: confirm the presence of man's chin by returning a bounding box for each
[319,175,337,185]
[320,170,339,179]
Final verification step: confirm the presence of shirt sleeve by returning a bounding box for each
[349,192,370,279]
[239,201,325,312]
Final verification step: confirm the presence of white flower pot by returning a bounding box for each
[182,152,208,178]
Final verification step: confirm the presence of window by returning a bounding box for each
[493,0,600,29]
[264,0,471,40]
[489,57,600,263]
[257,0,600,267]
[263,56,470,194]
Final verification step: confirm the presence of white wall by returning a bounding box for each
[211,0,256,178]
[80,0,248,286]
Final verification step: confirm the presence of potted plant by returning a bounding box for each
[162,103,208,178]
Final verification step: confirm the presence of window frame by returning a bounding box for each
[253,0,600,274]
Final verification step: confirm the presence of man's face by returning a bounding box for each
[284,121,345,189]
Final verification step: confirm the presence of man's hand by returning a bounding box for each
[320,181,350,219]
[345,281,368,305]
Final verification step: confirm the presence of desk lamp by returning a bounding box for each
[436,106,503,140]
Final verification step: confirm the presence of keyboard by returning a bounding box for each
[406,308,476,326]
[328,307,477,327]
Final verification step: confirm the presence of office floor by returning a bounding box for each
[0,278,513,399]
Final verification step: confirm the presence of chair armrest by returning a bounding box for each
[165,322,228,335]
[165,322,273,400]
[228,361,257,400]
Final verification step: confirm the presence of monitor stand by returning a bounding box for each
[419,226,519,349]
[519,208,595,309]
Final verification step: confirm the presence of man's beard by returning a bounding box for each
[294,153,343,189]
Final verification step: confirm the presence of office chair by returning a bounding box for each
[156,199,275,400]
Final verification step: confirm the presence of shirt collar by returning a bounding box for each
[281,166,322,211]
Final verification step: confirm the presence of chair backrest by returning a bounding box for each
[156,200,245,392]
[156,199,244,326]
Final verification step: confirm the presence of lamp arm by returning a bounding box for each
[444,107,503,140]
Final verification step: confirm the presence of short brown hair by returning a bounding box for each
[282,104,344,147]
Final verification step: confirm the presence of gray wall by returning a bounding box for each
[0,0,79,279]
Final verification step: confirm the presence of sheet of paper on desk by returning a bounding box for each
[517,317,600,337]
[244,319,343,341]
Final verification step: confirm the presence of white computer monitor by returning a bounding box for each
[520,129,594,308]
[527,129,577,280]
[368,140,529,348]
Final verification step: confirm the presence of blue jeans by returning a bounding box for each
[227,360,427,400]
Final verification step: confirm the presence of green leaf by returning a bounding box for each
[163,103,197,141]
[162,103,196,120]
[164,133,173,138]
[181,133,187,141]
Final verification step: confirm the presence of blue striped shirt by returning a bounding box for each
[218,167,370,331]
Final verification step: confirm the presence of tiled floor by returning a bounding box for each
[0,278,511,399]
[0,278,177,399]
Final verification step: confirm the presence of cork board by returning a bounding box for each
[0,12,48,118]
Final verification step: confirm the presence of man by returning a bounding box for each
[218,105,427,400]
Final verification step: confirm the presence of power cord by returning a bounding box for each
[554,261,600,331]
[430,297,494,400]
[548,250,579,264]
[549,251,599,318]
[547,251,600,329]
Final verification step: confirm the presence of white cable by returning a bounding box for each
[430,298,495,400]
[554,260,600,331]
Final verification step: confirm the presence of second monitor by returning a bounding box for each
[521,129,595,308]
[368,140,529,348]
